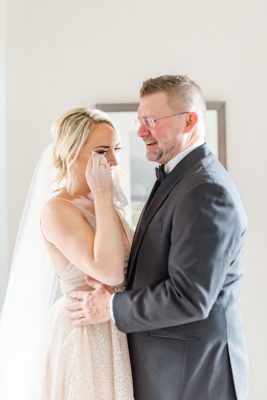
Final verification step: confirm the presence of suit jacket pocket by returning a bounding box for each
[148,327,201,341]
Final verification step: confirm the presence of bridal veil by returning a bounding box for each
[0,144,59,399]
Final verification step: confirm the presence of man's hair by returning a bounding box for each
[140,75,206,116]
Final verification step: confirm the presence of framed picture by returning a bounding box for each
[96,102,226,226]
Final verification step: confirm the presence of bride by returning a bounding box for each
[0,108,134,399]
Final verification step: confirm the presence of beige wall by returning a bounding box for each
[2,0,267,398]
[0,0,7,306]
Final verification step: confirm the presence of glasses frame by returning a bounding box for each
[135,111,189,129]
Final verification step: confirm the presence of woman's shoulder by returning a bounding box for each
[41,195,81,222]
[41,195,88,243]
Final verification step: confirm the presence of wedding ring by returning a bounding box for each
[79,310,83,318]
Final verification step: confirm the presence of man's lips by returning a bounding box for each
[144,141,157,146]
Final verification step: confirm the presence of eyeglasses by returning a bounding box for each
[135,112,189,129]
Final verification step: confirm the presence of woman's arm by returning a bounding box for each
[41,154,125,286]
[87,153,126,285]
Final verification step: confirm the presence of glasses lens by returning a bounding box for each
[145,118,155,128]
[134,117,155,128]
[135,119,141,128]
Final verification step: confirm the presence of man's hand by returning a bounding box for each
[67,276,113,327]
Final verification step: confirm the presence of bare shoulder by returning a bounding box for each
[41,197,85,240]
[41,196,80,221]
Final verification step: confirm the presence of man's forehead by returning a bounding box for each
[137,92,172,115]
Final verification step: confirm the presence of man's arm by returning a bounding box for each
[113,182,245,333]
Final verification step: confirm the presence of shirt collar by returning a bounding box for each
[164,139,205,174]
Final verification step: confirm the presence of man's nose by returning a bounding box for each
[137,124,150,137]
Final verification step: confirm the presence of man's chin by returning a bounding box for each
[146,151,163,163]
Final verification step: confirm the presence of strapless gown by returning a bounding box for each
[43,200,134,400]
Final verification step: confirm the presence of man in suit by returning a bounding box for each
[69,75,249,400]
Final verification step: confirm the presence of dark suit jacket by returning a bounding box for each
[113,144,249,400]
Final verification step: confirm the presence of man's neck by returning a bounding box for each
[164,139,204,174]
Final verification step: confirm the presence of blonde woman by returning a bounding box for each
[0,108,134,400]
[41,108,134,399]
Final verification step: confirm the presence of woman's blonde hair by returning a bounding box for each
[51,107,115,194]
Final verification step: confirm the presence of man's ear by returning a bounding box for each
[185,112,198,132]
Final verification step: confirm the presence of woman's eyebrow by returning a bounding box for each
[94,145,110,149]
[94,143,121,149]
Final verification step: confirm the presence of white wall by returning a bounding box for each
[0,0,7,307]
[3,0,267,398]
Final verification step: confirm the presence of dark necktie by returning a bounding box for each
[155,164,166,182]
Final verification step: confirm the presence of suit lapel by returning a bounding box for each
[132,179,161,238]
[126,144,212,284]
[126,173,182,283]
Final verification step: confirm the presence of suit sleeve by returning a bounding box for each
[113,182,245,333]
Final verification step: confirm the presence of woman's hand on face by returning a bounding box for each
[85,152,113,198]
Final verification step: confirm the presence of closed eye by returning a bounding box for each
[94,146,122,155]
[95,149,108,155]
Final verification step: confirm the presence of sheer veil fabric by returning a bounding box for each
[0,144,130,399]
[0,144,59,399]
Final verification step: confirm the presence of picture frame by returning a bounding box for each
[96,102,226,226]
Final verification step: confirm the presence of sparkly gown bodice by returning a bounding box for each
[44,195,134,400]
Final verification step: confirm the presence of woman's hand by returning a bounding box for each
[85,152,113,198]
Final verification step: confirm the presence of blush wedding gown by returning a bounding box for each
[43,196,134,400]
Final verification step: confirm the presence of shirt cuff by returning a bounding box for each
[109,293,115,323]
